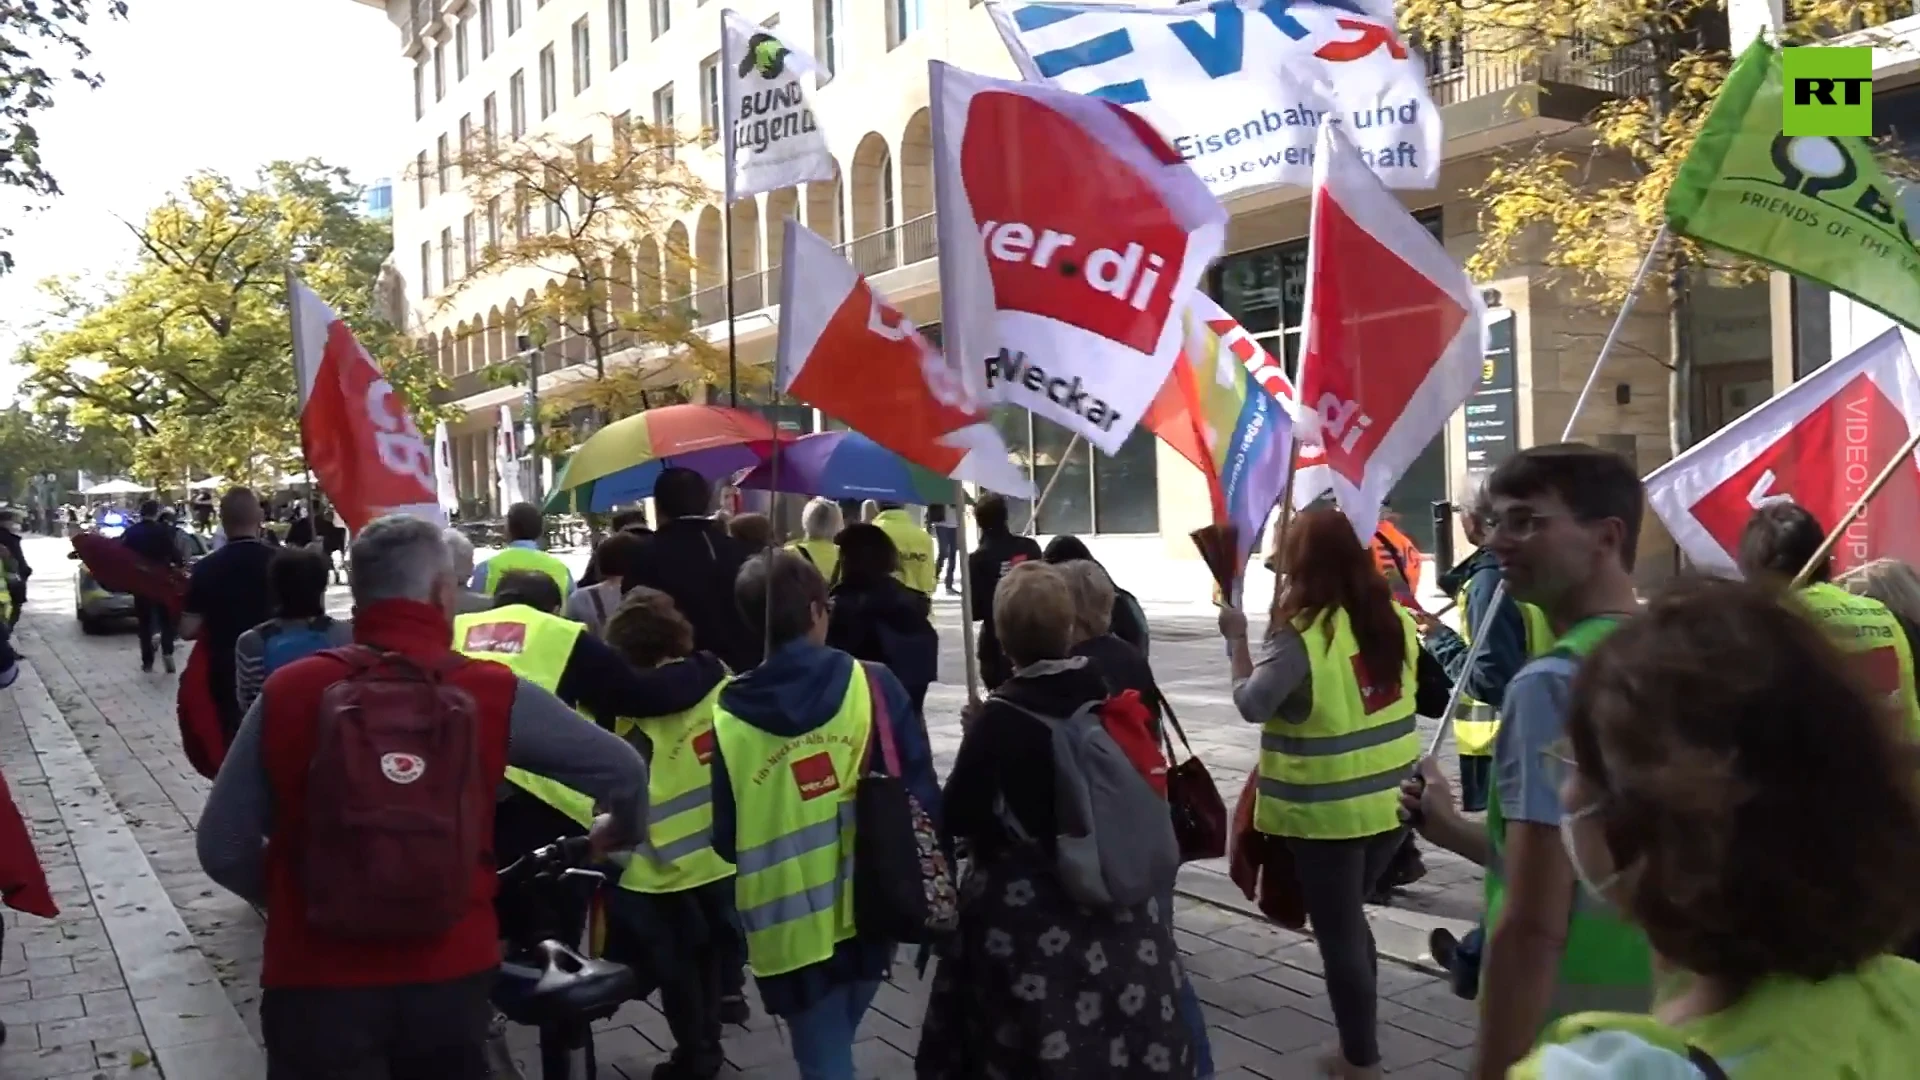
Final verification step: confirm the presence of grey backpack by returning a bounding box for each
[996,699,1180,908]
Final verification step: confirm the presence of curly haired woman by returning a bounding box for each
[1514,576,1920,1077]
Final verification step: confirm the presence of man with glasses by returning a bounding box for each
[1400,443,1653,1080]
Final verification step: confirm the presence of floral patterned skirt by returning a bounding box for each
[915,849,1196,1079]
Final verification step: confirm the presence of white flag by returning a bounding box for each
[432,421,460,514]
[496,405,525,508]
[989,0,1440,197]
[931,59,1226,455]
[721,9,836,202]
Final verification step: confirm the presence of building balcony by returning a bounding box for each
[429,34,1668,410]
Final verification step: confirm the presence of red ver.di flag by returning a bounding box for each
[1645,328,1920,577]
[288,274,445,532]
[1292,123,1485,543]
[930,59,1227,455]
[777,219,1032,497]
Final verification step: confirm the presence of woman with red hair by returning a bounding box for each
[1219,508,1453,1080]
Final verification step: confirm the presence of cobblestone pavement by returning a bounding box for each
[0,535,1480,1078]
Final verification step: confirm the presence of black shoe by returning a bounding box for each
[162,653,176,674]
[718,993,750,1026]
[1428,928,1457,970]
[140,660,154,674]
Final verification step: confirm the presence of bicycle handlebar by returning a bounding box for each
[497,835,595,884]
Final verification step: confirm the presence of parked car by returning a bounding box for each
[74,529,209,635]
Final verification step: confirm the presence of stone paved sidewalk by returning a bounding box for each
[0,535,1477,1078]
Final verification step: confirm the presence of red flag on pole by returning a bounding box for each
[288,274,444,532]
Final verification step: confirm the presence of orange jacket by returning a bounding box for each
[1371,520,1422,600]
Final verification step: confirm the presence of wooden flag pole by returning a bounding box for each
[1789,422,1920,588]
[1022,434,1082,536]
[955,478,982,705]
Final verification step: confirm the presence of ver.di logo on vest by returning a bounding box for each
[1783,47,1873,137]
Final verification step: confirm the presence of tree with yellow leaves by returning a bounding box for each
[1395,0,1909,451]
[441,113,735,456]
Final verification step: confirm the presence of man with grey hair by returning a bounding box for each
[441,527,493,614]
[196,513,651,1079]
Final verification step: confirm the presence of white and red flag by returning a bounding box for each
[1291,123,1486,543]
[929,59,1226,455]
[288,273,444,532]
[1645,327,1920,577]
[775,218,1032,497]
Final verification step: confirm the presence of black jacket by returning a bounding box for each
[967,529,1044,688]
[826,578,938,710]
[943,657,1109,861]
[624,518,758,673]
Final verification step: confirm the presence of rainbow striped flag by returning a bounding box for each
[1143,295,1295,586]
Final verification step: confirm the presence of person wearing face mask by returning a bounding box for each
[1509,576,1920,1077]
[1399,444,1653,1080]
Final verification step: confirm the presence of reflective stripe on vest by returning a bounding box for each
[1255,606,1420,841]
[482,545,572,597]
[452,605,598,827]
[1451,586,1555,758]
[1485,616,1652,1026]
[1796,582,1920,737]
[712,668,871,978]
[614,678,735,894]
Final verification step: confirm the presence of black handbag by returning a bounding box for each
[851,664,957,943]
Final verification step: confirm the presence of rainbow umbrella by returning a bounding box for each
[544,404,781,514]
[732,431,954,504]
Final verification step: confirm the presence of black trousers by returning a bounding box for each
[603,878,746,1073]
[133,598,175,666]
[260,970,495,1080]
[1286,828,1407,1069]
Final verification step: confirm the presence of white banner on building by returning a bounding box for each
[988,0,1441,196]
[720,9,836,202]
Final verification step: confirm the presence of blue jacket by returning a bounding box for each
[1425,546,1531,708]
[709,639,940,1017]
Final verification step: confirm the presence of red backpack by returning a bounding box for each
[300,647,489,940]
[1097,690,1168,797]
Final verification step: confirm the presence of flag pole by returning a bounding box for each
[955,478,981,704]
[725,211,740,408]
[1790,422,1920,588]
[1022,433,1082,535]
[1422,227,1667,759]
[285,267,321,535]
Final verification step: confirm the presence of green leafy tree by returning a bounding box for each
[21,159,450,488]
[442,113,735,452]
[1394,0,1907,451]
[1,0,130,274]
[0,402,130,503]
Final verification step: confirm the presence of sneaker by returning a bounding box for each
[140,660,154,674]
[718,993,750,1026]
[162,653,176,674]
[1428,928,1457,970]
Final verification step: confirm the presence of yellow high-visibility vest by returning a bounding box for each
[1450,586,1554,757]
[452,604,599,826]
[481,545,573,597]
[872,510,935,595]
[712,669,871,977]
[1255,606,1419,840]
[614,677,735,893]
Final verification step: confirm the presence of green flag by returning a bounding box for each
[1666,36,1920,331]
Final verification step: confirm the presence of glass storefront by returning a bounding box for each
[1207,211,1451,551]
[924,322,1162,536]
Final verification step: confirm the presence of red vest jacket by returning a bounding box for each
[257,599,515,989]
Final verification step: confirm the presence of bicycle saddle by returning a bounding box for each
[494,940,636,1027]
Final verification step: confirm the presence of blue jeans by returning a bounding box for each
[786,978,880,1080]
